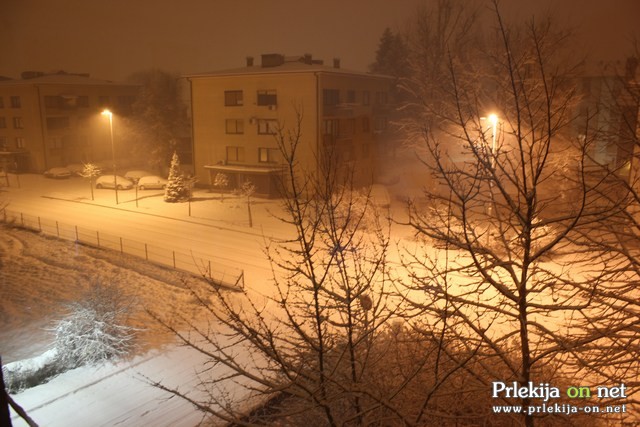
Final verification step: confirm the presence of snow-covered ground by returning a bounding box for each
[0,173,409,426]
[0,174,304,426]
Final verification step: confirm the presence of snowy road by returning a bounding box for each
[3,175,282,293]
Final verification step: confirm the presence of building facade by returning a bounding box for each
[0,71,138,173]
[188,54,393,197]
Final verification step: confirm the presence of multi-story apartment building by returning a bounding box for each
[188,53,393,197]
[0,71,138,173]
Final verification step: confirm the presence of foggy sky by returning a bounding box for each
[2,0,639,82]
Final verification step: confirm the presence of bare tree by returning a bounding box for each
[147,108,507,425]
[399,2,627,425]
[568,52,640,395]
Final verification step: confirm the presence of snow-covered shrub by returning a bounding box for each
[213,172,229,200]
[164,151,189,203]
[2,349,63,393]
[54,281,137,368]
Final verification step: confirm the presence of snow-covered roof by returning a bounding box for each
[187,54,392,81]
[0,73,137,87]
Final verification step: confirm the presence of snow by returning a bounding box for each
[1,173,310,425]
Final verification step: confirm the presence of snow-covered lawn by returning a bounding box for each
[0,225,236,426]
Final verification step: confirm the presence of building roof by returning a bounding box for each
[0,72,137,87]
[186,54,393,81]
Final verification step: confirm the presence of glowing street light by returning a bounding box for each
[487,113,498,166]
[101,109,118,204]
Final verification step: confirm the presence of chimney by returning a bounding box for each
[303,53,312,64]
[333,58,341,69]
[246,56,254,67]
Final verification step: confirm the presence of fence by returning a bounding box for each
[1,208,244,290]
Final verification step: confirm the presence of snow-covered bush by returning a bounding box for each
[213,172,229,200]
[2,349,63,393]
[54,281,137,368]
[164,151,189,203]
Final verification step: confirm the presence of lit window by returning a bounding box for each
[225,119,244,134]
[257,119,278,135]
[226,146,245,162]
[258,147,280,163]
[322,119,338,135]
[257,90,277,106]
[13,117,23,129]
[15,137,25,149]
[224,90,243,106]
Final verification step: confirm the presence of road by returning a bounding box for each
[2,174,284,292]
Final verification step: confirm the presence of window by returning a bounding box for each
[226,146,245,162]
[346,90,356,103]
[322,119,338,135]
[12,117,24,129]
[77,96,89,108]
[10,96,21,108]
[98,96,110,107]
[257,90,277,106]
[339,118,356,137]
[362,117,370,133]
[0,137,6,149]
[362,91,370,105]
[258,147,280,163]
[225,90,243,106]
[45,96,60,108]
[0,117,5,129]
[15,137,25,149]
[323,89,340,106]
[362,143,371,158]
[46,116,69,130]
[374,116,388,131]
[375,91,388,105]
[0,97,4,108]
[258,119,278,135]
[225,119,244,134]
[49,137,62,150]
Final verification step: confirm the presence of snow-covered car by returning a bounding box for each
[95,175,133,190]
[124,170,153,183]
[65,163,85,176]
[137,175,168,190]
[44,167,72,179]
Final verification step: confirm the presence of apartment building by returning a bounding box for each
[0,71,138,173]
[188,53,393,197]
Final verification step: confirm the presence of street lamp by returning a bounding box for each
[487,113,498,168]
[101,109,118,204]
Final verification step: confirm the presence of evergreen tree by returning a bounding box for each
[369,27,408,77]
[164,152,188,203]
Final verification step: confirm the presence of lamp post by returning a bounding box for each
[488,113,498,168]
[101,109,118,204]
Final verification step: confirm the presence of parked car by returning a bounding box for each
[65,163,85,176]
[44,167,72,179]
[124,170,153,183]
[137,175,168,190]
[95,175,133,190]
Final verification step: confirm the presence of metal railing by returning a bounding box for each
[1,208,244,290]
